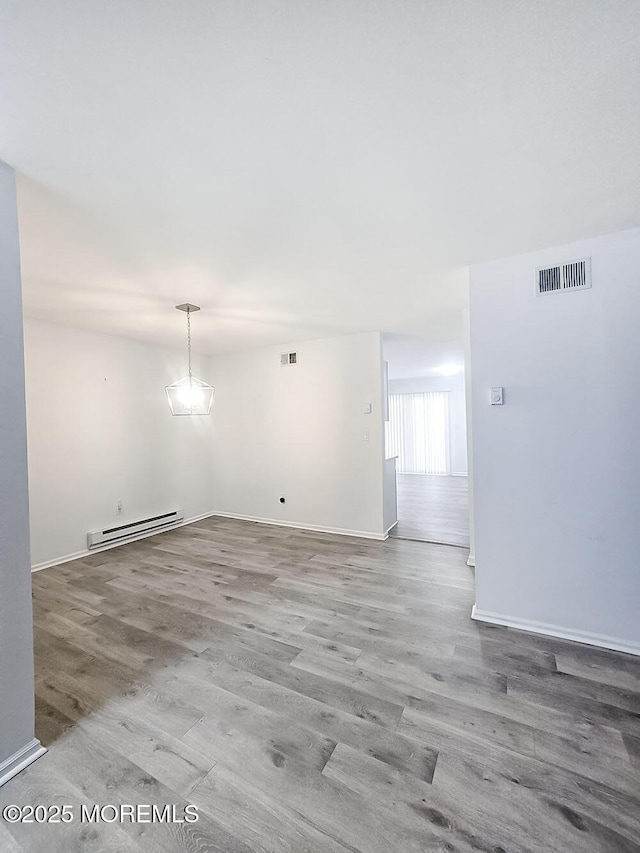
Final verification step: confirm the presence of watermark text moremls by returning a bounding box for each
[80,804,198,823]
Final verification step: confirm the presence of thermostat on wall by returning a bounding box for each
[491,386,504,405]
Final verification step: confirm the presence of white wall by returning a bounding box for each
[463,295,475,565]
[209,331,386,537]
[383,457,398,533]
[469,226,640,653]
[24,320,216,568]
[0,162,43,783]
[388,374,468,475]
[24,325,387,567]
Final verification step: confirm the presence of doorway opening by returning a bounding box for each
[383,335,469,547]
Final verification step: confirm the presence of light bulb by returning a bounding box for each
[180,385,203,409]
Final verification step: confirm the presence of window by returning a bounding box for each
[386,392,449,474]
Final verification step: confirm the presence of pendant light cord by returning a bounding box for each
[187,308,193,383]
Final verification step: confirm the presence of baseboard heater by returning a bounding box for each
[87,509,184,549]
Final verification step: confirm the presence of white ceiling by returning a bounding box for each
[2,1,639,362]
[383,334,464,381]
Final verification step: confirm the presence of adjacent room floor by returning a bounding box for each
[2,517,639,852]
[390,473,470,546]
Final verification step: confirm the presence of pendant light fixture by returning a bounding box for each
[165,303,215,416]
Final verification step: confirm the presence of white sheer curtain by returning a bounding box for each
[386,392,450,474]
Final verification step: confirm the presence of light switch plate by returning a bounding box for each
[491,386,504,405]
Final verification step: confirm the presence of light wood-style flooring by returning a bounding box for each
[2,516,640,852]
[391,473,470,546]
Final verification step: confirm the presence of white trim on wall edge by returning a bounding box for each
[211,511,388,541]
[0,739,46,788]
[471,605,640,657]
[467,554,475,567]
[31,510,219,573]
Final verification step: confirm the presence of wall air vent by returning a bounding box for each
[280,352,297,365]
[537,265,562,294]
[536,258,591,296]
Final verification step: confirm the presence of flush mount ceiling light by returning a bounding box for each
[165,304,215,416]
[436,363,463,376]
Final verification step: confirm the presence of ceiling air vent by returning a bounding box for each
[536,258,591,296]
[280,351,297,366]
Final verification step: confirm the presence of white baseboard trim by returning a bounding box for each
[31,510,219,573]
[0,739,47,788]
[466,553,475,567]
[451,472,469,477]
[384,521,398,536]
[211,511,388,541]
[471,605,640,657]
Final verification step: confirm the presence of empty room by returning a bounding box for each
[1,2,639,852]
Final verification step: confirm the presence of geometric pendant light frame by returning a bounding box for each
[165,304,215,416]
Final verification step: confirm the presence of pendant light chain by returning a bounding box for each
[187,307,193,382]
